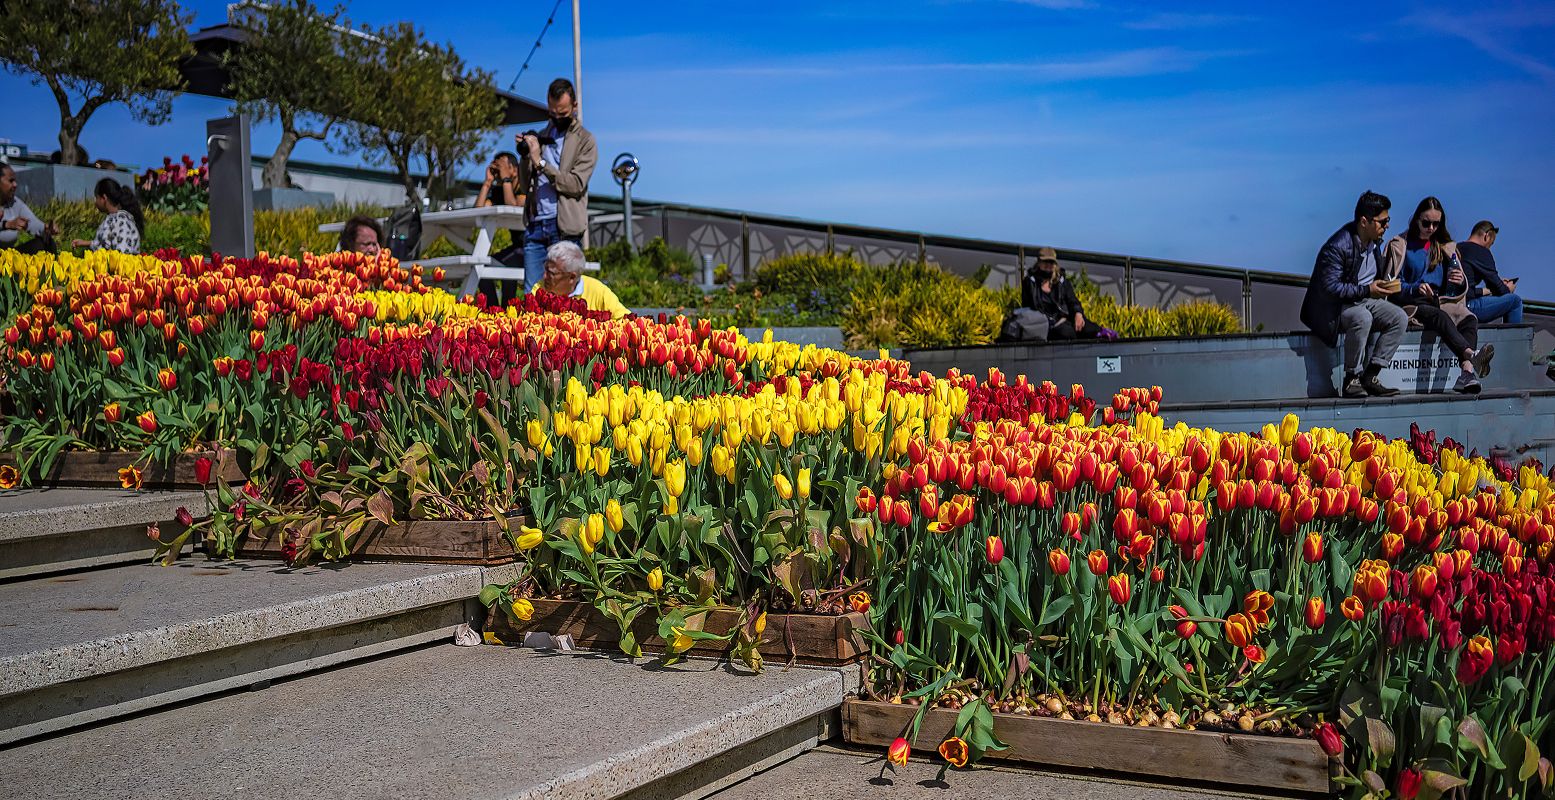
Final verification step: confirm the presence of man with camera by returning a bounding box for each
[518,77,597,291]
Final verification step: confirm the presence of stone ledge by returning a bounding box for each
[0,645,852,800]
[0,489,207,542]
[0,560,519,697]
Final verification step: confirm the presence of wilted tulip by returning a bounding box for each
[938,737,970,768]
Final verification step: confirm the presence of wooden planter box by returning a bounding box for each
[485,597,869,666]
[239,518,518,566]
[842,698,1332,795]
[1,448,244,490]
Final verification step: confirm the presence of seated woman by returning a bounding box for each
[338,215,384,257]
[532,240,628,319]
[1022,247,1099,340]
[1381,196,1494,394]
[70,178,143,254]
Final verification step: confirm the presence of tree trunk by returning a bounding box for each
[57,120,85,167]
[262,128,300,189]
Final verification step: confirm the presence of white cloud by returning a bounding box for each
[1402,9,1555,84]
[1123,12,1255,31]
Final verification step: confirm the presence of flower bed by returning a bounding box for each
[3,248,1555,797]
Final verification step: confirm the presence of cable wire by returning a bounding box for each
[510,0,568,89]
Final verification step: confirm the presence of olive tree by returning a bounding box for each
[0,0,192,166]
[223,0,361,189]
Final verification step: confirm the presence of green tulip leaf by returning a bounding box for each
[477,584,505,607]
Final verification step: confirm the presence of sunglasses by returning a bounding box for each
[1419,219,1442,229]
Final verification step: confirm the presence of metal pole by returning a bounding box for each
[740,215,751,280]
[918,234,926,266]
[1242,272,1254,330]
[571,0,583,123]
[1123,256,1135,305]
[826,224,834,255]
[622,183,633,253]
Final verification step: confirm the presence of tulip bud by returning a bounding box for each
[509,598,534,621]
[194,456,213,485]
[647,567,664,592]
[158,367,178,392]
[1314,722,1343,759]
[136,410,158,434]
[1087,549,1108,576]
[104,402,123,424]
[516,522,547,547]
[1304,597,1326,629]
[1302,532,1324,564]
[888,737,911,767]
[1047,548,1071,575]
[774,473,794,501]
[985,535,1004,565]
[1107,573,1131,605]
[797,468,811,500]
[606,499,624,533]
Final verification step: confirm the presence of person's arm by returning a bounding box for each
[1317,241,1368,301]
[546,130,597,199]
[475,173,494,207]
[4,199,46,238]
[1020,273,1035,310]
[499,178,523,207]
[1062,279,1086,325]
[1473,247,1513,296]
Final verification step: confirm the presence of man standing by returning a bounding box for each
[1458,220,1522,324]
[1300,190,1407,398]
[519,78,597,291]
[0,163,59,253]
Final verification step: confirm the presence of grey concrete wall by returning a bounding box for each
[12,165,133,204]
[902,326,1547,403]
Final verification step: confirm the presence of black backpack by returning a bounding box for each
[384,202,422,260]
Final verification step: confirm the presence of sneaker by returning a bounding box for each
[1454,371,1482,395]
[1361,373,1400,397]
[1470,344,1495,378]
[1342,374,1367,399]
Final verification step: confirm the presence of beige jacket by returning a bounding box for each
[520,120,597,237]
[1379,235,1473,327]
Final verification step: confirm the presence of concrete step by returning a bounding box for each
[0,489,208,580]
[706,745,1283,800]
[902,325,1549,404]
[0,559,516,745]
[1162,388,1555,465]
[0,644,855,800]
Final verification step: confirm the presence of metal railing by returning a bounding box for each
[587,196,1554,355]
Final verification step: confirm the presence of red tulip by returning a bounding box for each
[249,329,265,351]
[157,367,177,391]
[1396,767,1422,800]
[1087,549,1108,576]
[1341,595,1366,621]
[136,410,158,434]
[985,536,1004,565]
[194,456,213,485]
[1304,597,1326,629]
[887,737,911,767]
[1047,548,1070,575]
[1107,573,1131,605]
[855,486,877,515]
[1314,722,1343,758]
[1302,532,1324,564]
[104,402,122,423]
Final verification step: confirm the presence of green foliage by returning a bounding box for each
[31,200,391,258]
[588,237,705,309]
[339,20,504,204]
[1071,271,1242,338]
[842,261,1007,349]
[224,1,364,189]
[0,0,193,165]
[753,252,859,322]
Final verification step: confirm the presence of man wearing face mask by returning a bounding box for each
[518,77,597,291]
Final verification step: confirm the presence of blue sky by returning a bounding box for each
[5,1,1554,299]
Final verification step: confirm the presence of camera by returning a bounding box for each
[516,131,557,158]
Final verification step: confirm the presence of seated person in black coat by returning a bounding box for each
[1022,247,1099,340]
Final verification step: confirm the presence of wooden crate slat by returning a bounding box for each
[842,699,1330,794]
[1,448,244,489]
[487,598,868,665]
[237,518,518,566]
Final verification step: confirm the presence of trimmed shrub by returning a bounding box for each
[843,261,1007,349]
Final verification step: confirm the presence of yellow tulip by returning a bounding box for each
[606,498,624,532]
[666,459,686,497]
[668,626,694,653]
[647,567,664,592]
[586,513,605,546]
[774,473,794,501]
[797,468,811,500]
[526,419,547,448]
[754,611,767,636]
[593,447,610,477]
[515,526,544,550]
[664,494,679,515]
[509,598,534,621]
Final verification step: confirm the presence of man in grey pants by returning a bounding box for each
[1300,191,1406,398]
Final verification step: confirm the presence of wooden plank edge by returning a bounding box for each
[841,698,1332,795]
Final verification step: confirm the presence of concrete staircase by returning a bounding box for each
[0,489,858,800]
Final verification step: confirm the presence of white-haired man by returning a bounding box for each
[535,240,628,319]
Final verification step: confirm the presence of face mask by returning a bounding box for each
[551,115,573,131]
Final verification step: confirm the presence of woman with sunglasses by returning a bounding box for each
[1380,196,1493,393]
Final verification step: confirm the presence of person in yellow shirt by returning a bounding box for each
[535,240,630,319]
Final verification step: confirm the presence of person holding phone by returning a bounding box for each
[1380,196,1494,394]
[1458,220,1523,324]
